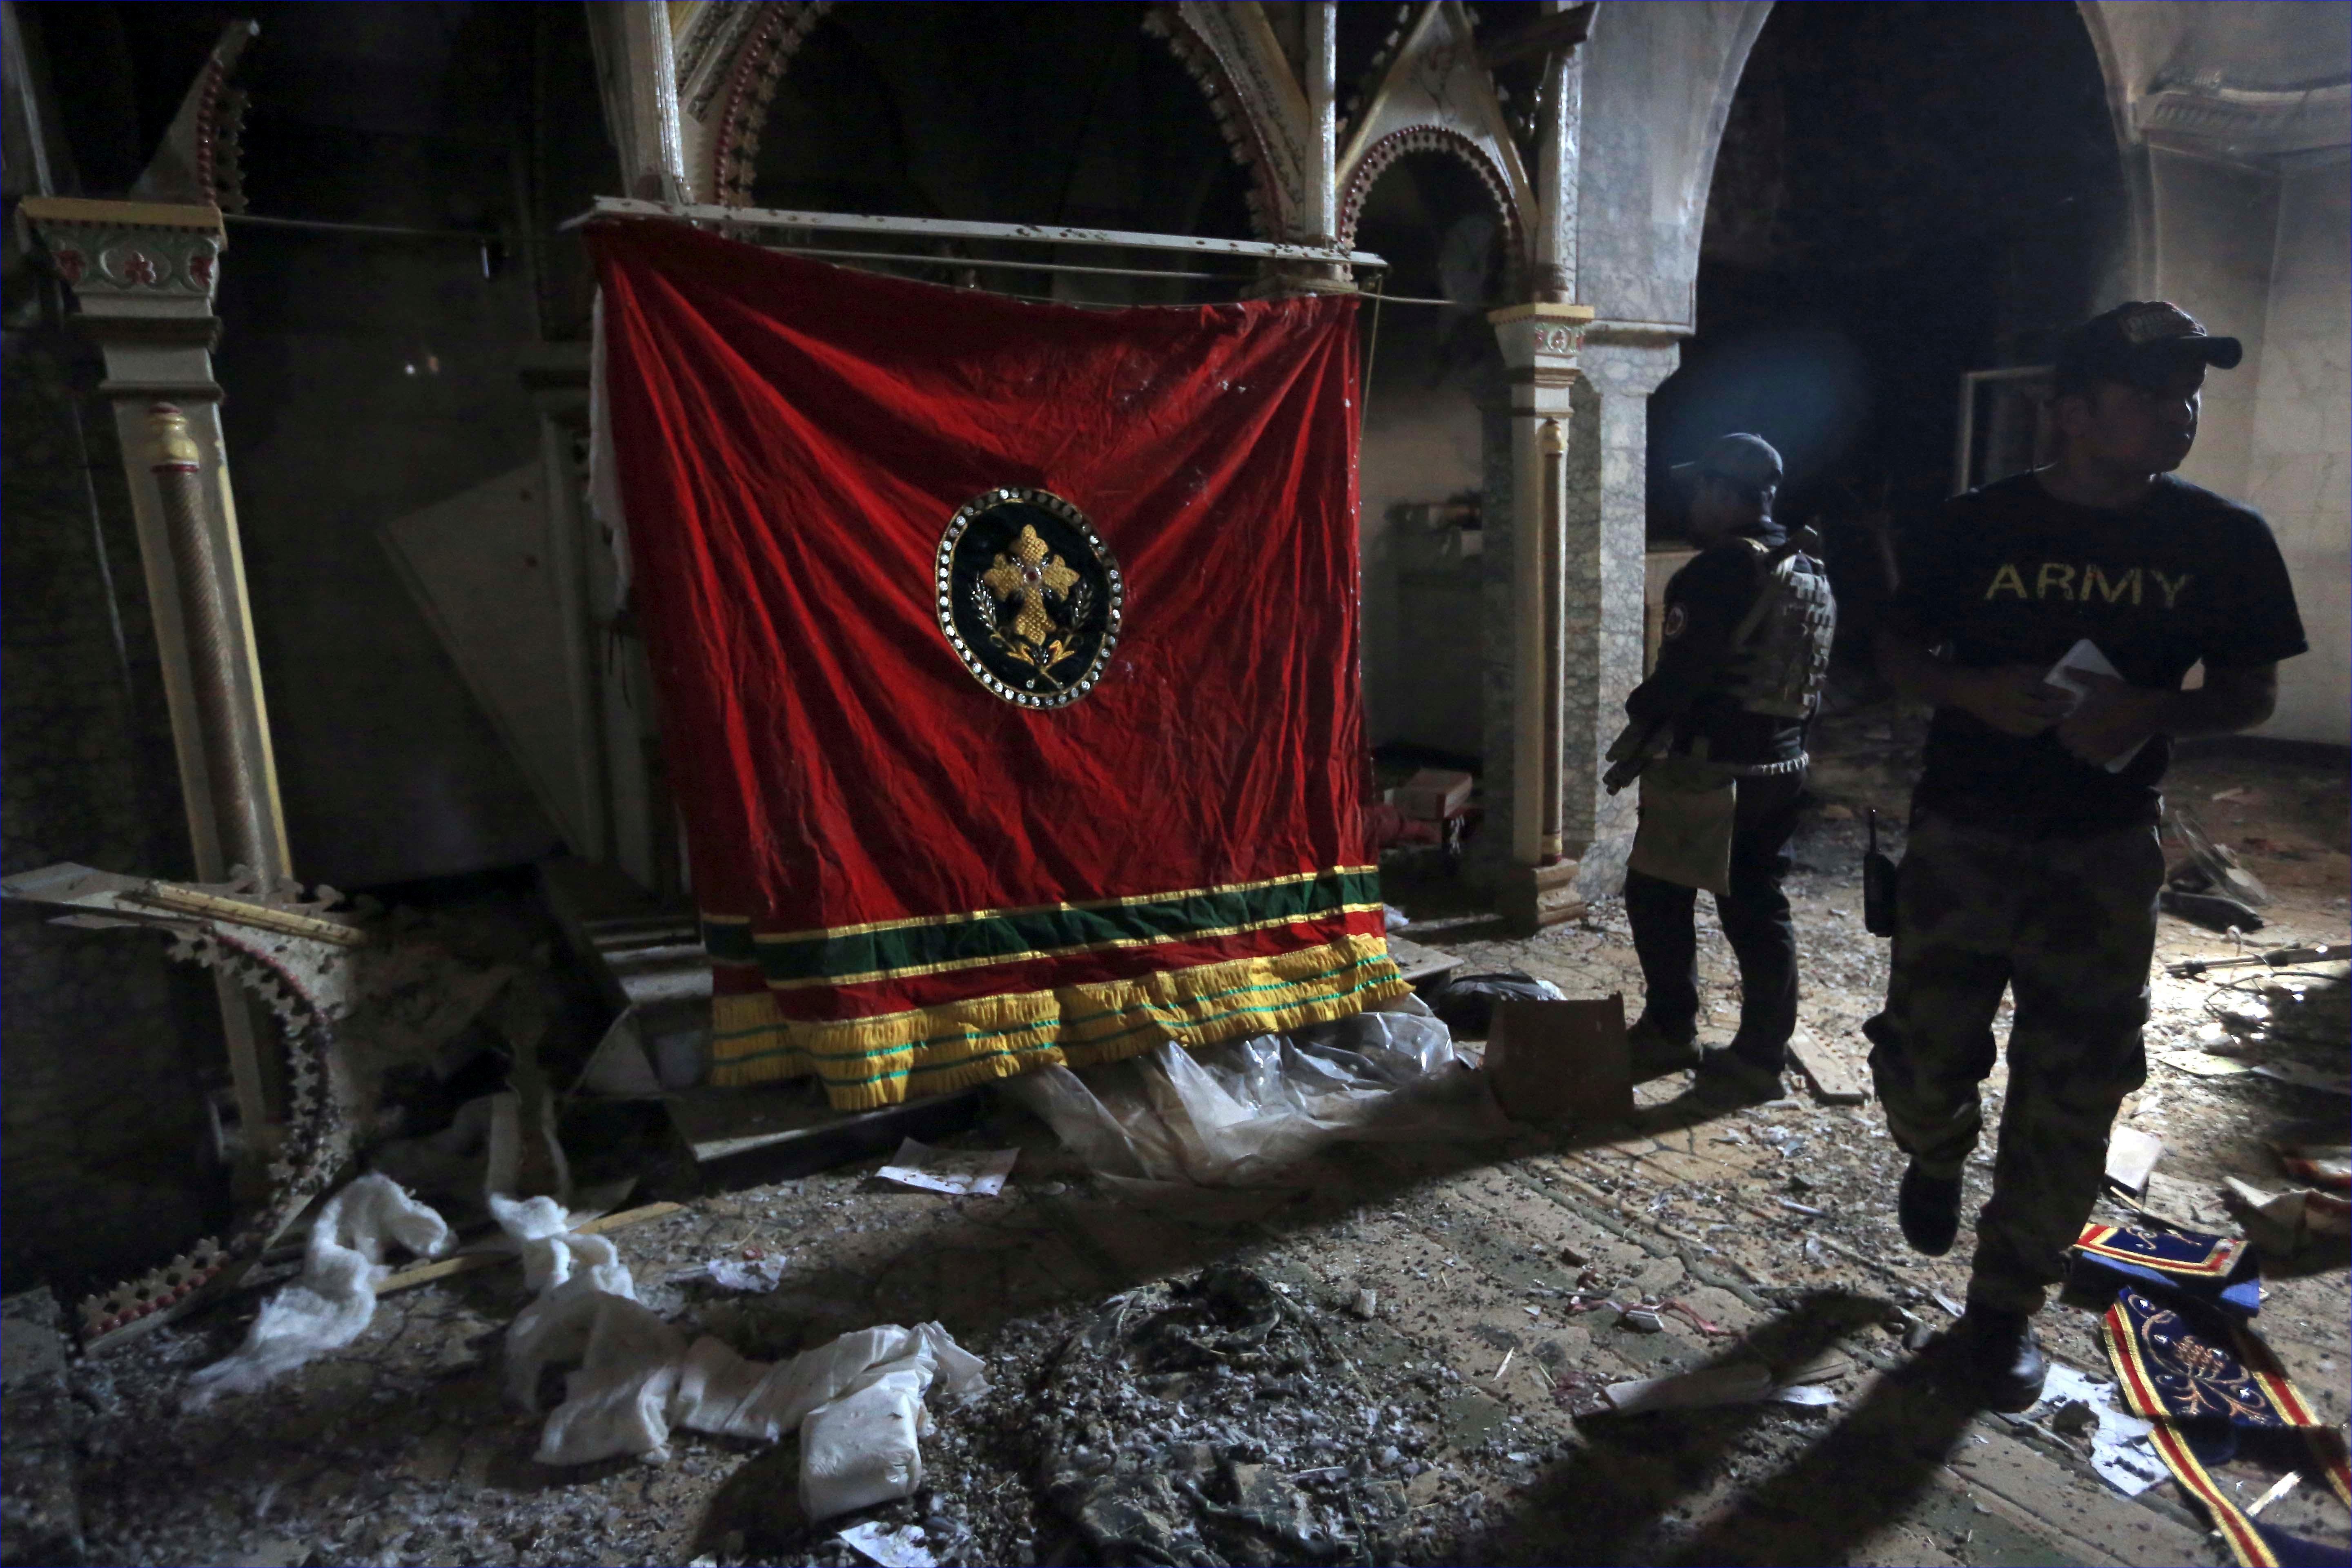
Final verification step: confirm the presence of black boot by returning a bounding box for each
[1949,1307,2047,1412]
[1626,1013,1700,1080]
[1693,1045,1784,1105]
[1898,1162,1962,1256]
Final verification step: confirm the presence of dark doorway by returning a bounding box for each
[1654,0,2128,677]
[1354,150,1510,759]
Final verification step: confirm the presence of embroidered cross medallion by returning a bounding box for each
[936,488,1122,709]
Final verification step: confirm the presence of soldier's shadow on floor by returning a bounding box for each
[1453,1289,1988,1568]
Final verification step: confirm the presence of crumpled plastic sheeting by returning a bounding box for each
[1004,994,1504,1187]
[493,1196,988,1488]
[186,1174,450,1403]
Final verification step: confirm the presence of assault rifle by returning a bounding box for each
[1601,525,1821,795]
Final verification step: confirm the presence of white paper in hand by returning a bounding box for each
[2044,639,2150,773]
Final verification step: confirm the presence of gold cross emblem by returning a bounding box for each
[980,525,1080,647]
[937,488,1121,709]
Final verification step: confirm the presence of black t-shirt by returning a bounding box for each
[1893,472,2307,835]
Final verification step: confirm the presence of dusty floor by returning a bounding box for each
[55,713,2352,1568]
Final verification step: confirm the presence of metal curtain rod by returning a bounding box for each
[226,212,498,243]
[1372,291,1508,308]
[741,243,1259,286]
[562,196,1386,269]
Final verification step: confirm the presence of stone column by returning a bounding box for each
[1304,1,1337,247]
[17,196,290,1143]
[586,0,689,202]
[520,347,613,866]
[1483,302,1592,930]
[1562,325,1683,900]
[1243,1,1352,297]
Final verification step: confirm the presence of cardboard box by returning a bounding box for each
[1484,995,1633,1125]
[1393,768,1473,821]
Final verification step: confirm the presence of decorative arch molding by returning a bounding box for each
[127,18,260,211]
[671,0,834,206]
[1335,1,1536,274]
[1339,122,1523,283]
[1681,0,1775,261]
[668,0,1307,232]
[1142,2,1310,242]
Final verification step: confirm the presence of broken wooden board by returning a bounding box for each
[1788,1025,1868,1105]
[378,1201,686,1294]
[538,855,713,1089]
[665,1082,982,1185]
[1385,933,1465,987]
[381,464,598,855]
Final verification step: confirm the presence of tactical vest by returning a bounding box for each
[1722,539,1835,719]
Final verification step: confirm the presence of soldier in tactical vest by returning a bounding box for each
[1612,433,1836,1103]
[1868,302,2306,1411]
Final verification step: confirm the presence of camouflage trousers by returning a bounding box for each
[1864,811,2162,1315]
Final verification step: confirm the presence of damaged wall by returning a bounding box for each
[24,0,629,890]
[2243,154,2350,744]
[2081,0,2351,746]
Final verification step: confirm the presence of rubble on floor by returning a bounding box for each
[1,1287,85,1567]
[33,731,2352,1567]
[1030,1264,1412,1565]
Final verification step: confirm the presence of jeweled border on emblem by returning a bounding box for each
[935,486,1124,710]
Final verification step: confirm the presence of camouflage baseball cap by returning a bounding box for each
[2054,301,2242,392]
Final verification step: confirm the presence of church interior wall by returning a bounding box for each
[2082,0,2350,746]
[2246,152,2351,744]
[2150,147,2279,502]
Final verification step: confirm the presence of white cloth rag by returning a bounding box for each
[186,1174,449,1403]
[492,1193,989,1495]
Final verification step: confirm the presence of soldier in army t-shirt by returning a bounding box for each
[1868,302,2307,1410]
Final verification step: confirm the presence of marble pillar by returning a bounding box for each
[1563,326,1682,900]
[1481,303,1592,928]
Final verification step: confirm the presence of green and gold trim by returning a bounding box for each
[709,931,1410,1108]
[703,866,1383,990]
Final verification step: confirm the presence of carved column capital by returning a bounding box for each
[17,198,229,399]
[16,197,226,310]
[12,194,285,893]
[1488,301,1593,416]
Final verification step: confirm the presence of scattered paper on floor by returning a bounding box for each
[877,1138,1018,1197]
[837,1521,937,1568]
[2036,1363,2165,1497]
